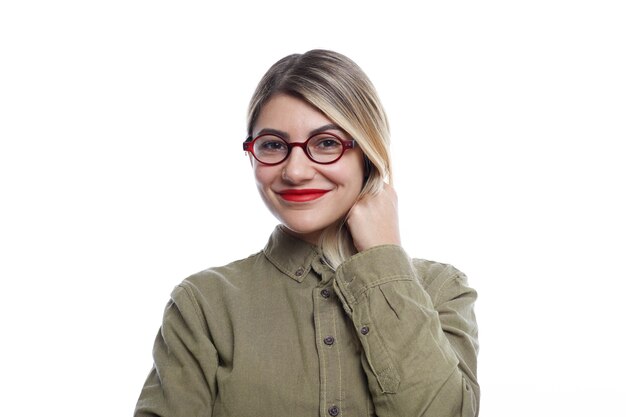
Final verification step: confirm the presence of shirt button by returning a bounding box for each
[328,405,340,416]
[321,288,331,298]
[295,267,304,277]
[323,336,335,346]
[360,326,370,335]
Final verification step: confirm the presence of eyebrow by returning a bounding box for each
[255,124,346,140]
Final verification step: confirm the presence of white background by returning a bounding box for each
[1,1,624,416]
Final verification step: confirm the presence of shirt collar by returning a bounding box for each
[263,225,320,283]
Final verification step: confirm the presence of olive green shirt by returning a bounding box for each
[135,226,479,417]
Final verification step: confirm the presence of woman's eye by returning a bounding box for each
[321,139,341,147]
[259,140,287,152]
[312,137,342,150]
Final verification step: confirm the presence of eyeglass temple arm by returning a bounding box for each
[243,136,253,151]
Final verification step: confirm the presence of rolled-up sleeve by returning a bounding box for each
[333,245,479,417]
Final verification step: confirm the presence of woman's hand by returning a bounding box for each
[346,183,401,252]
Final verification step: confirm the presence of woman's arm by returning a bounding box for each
[333,247,479,416]
[134,285,218,417]
[337,184,479,416]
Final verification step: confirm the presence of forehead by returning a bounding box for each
[253,94,336,137]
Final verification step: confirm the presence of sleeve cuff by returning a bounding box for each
[334,245,415,307]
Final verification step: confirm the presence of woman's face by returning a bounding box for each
[251,94,365,244]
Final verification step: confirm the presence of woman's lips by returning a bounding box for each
[277,189,330,202]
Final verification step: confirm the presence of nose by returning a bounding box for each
[281,146,316,184]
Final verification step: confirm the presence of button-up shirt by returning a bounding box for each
[135,226,479,416]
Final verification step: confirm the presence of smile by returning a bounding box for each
[277,189,330,202]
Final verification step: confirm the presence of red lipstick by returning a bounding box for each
[277,189,330,202]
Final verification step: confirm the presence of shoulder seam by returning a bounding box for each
[175,282,208,337]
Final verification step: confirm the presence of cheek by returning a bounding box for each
[326,159,365,191]
[253,165,276,190]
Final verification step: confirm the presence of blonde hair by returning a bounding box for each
[247,49,392,268]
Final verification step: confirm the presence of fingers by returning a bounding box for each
[347,184,401,252]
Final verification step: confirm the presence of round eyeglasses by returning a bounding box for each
[243,132,356,165]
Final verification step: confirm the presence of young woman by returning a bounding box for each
[135,49,479,417]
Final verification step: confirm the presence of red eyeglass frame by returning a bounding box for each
[243,132,356,165]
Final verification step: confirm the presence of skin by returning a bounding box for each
[346,182,401,252]
[251,93,401,252]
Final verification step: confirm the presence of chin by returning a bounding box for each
[283,222,322,236]
[279,218,331,243]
